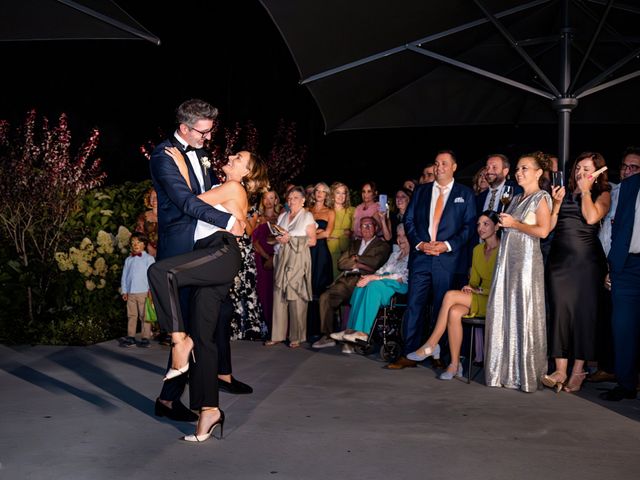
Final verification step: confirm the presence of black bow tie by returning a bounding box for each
[184,145,197,153]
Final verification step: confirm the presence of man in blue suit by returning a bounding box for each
[387,150,476,369]
[602,157,640,401]
[152,99,246,421]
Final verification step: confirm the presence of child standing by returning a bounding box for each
[120,233,155,347]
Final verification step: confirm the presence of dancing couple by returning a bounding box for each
[148,99,269,442]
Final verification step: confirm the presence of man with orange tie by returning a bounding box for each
[387,150,476,369]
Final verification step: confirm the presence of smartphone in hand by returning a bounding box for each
[378,194,387,213]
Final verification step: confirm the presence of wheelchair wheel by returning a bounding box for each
[354,343,375,356]
[380,340,401,362]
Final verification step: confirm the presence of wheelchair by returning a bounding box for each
[347,293,407,362]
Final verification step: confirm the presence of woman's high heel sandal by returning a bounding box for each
[541,371,567,393]
[183,408,225,443]
[163,336,195,381]
[563,371,587,393]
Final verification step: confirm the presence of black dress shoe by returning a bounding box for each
[154,398,198,421]
[218,376,253,395]
[599,385,637,402]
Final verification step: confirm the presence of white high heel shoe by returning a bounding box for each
[163,336,195,381]
[183,409,225,443]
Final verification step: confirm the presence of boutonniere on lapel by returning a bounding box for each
[200,156,211,175]
[454,197,465,203]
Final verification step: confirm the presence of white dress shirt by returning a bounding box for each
[483,180,507,211]
[173,132,235,242]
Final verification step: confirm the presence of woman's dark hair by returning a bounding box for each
[478,210,502,238]
[567,152,611,197]
[361,181,378,195]
[396,187,413,200]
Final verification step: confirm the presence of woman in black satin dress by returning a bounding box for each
[543,152,611,393]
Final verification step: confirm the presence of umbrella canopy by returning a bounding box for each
[260,0,640,168]
[0,0,160,45]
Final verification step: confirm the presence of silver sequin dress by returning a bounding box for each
[484,189,551,392]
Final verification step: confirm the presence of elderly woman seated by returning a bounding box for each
[332,223,410,344]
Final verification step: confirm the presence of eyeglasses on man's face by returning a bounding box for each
[361,223,375,229]
[188,126,215,138]
[621,163,640,173]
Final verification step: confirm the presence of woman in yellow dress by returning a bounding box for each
[407,210,501,380]
[327,182,355,279]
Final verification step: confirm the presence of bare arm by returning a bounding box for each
[580,190,610,225]
[316,209,336,239]
[306,222,317,247]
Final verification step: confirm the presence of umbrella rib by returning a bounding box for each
[574,0,636,51]
[576,69,640,98]
[569,0,614,92]
[300,0,552,85]
[407,45,554,100]
[55,0,160,45]
[584,0,640,14]
[574,43,640,95]
[473,0,561,97]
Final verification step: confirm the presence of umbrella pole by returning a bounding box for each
[554,0,577,173]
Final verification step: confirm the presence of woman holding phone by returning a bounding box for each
[543,152,611,393]
[378,188,412,244]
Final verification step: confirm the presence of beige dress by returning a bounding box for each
[271,209,315,343]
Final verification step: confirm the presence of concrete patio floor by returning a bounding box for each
[1,340,639,480]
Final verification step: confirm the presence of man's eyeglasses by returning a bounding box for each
[621,163,640,173]
[361,223,375,229]
[188,126,214,138]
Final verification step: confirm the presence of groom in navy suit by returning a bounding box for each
[602,166,640,401]
[151,99,247,421]
[388,150,476,369]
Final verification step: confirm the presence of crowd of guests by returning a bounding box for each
[127,99,639,447]
[248,147,640,402]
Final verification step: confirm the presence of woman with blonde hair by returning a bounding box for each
[327,181,355,278]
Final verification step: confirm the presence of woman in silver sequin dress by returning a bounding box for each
[485,152,553,392]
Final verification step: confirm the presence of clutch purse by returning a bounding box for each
[523,211,537,225]
[268,222,287,237]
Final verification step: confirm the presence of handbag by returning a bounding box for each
[144,296,157,323]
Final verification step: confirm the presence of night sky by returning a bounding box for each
[1,0,637,192]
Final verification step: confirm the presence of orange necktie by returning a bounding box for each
[431,185,446,241]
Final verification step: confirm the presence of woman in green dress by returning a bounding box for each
[327,182,355,279]
[407,210,501,380]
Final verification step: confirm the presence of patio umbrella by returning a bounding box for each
[0,0,160,45]
[259,0,640,169]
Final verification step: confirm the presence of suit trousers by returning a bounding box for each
[402,257,454,356]
[319,276,357,335]
[148,232,241,409]
[610,255,640,391]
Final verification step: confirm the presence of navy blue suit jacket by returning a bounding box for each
[404,181,476,274]
[609,172,640,274]
[150,137,231,260]
[475,179,523,216]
